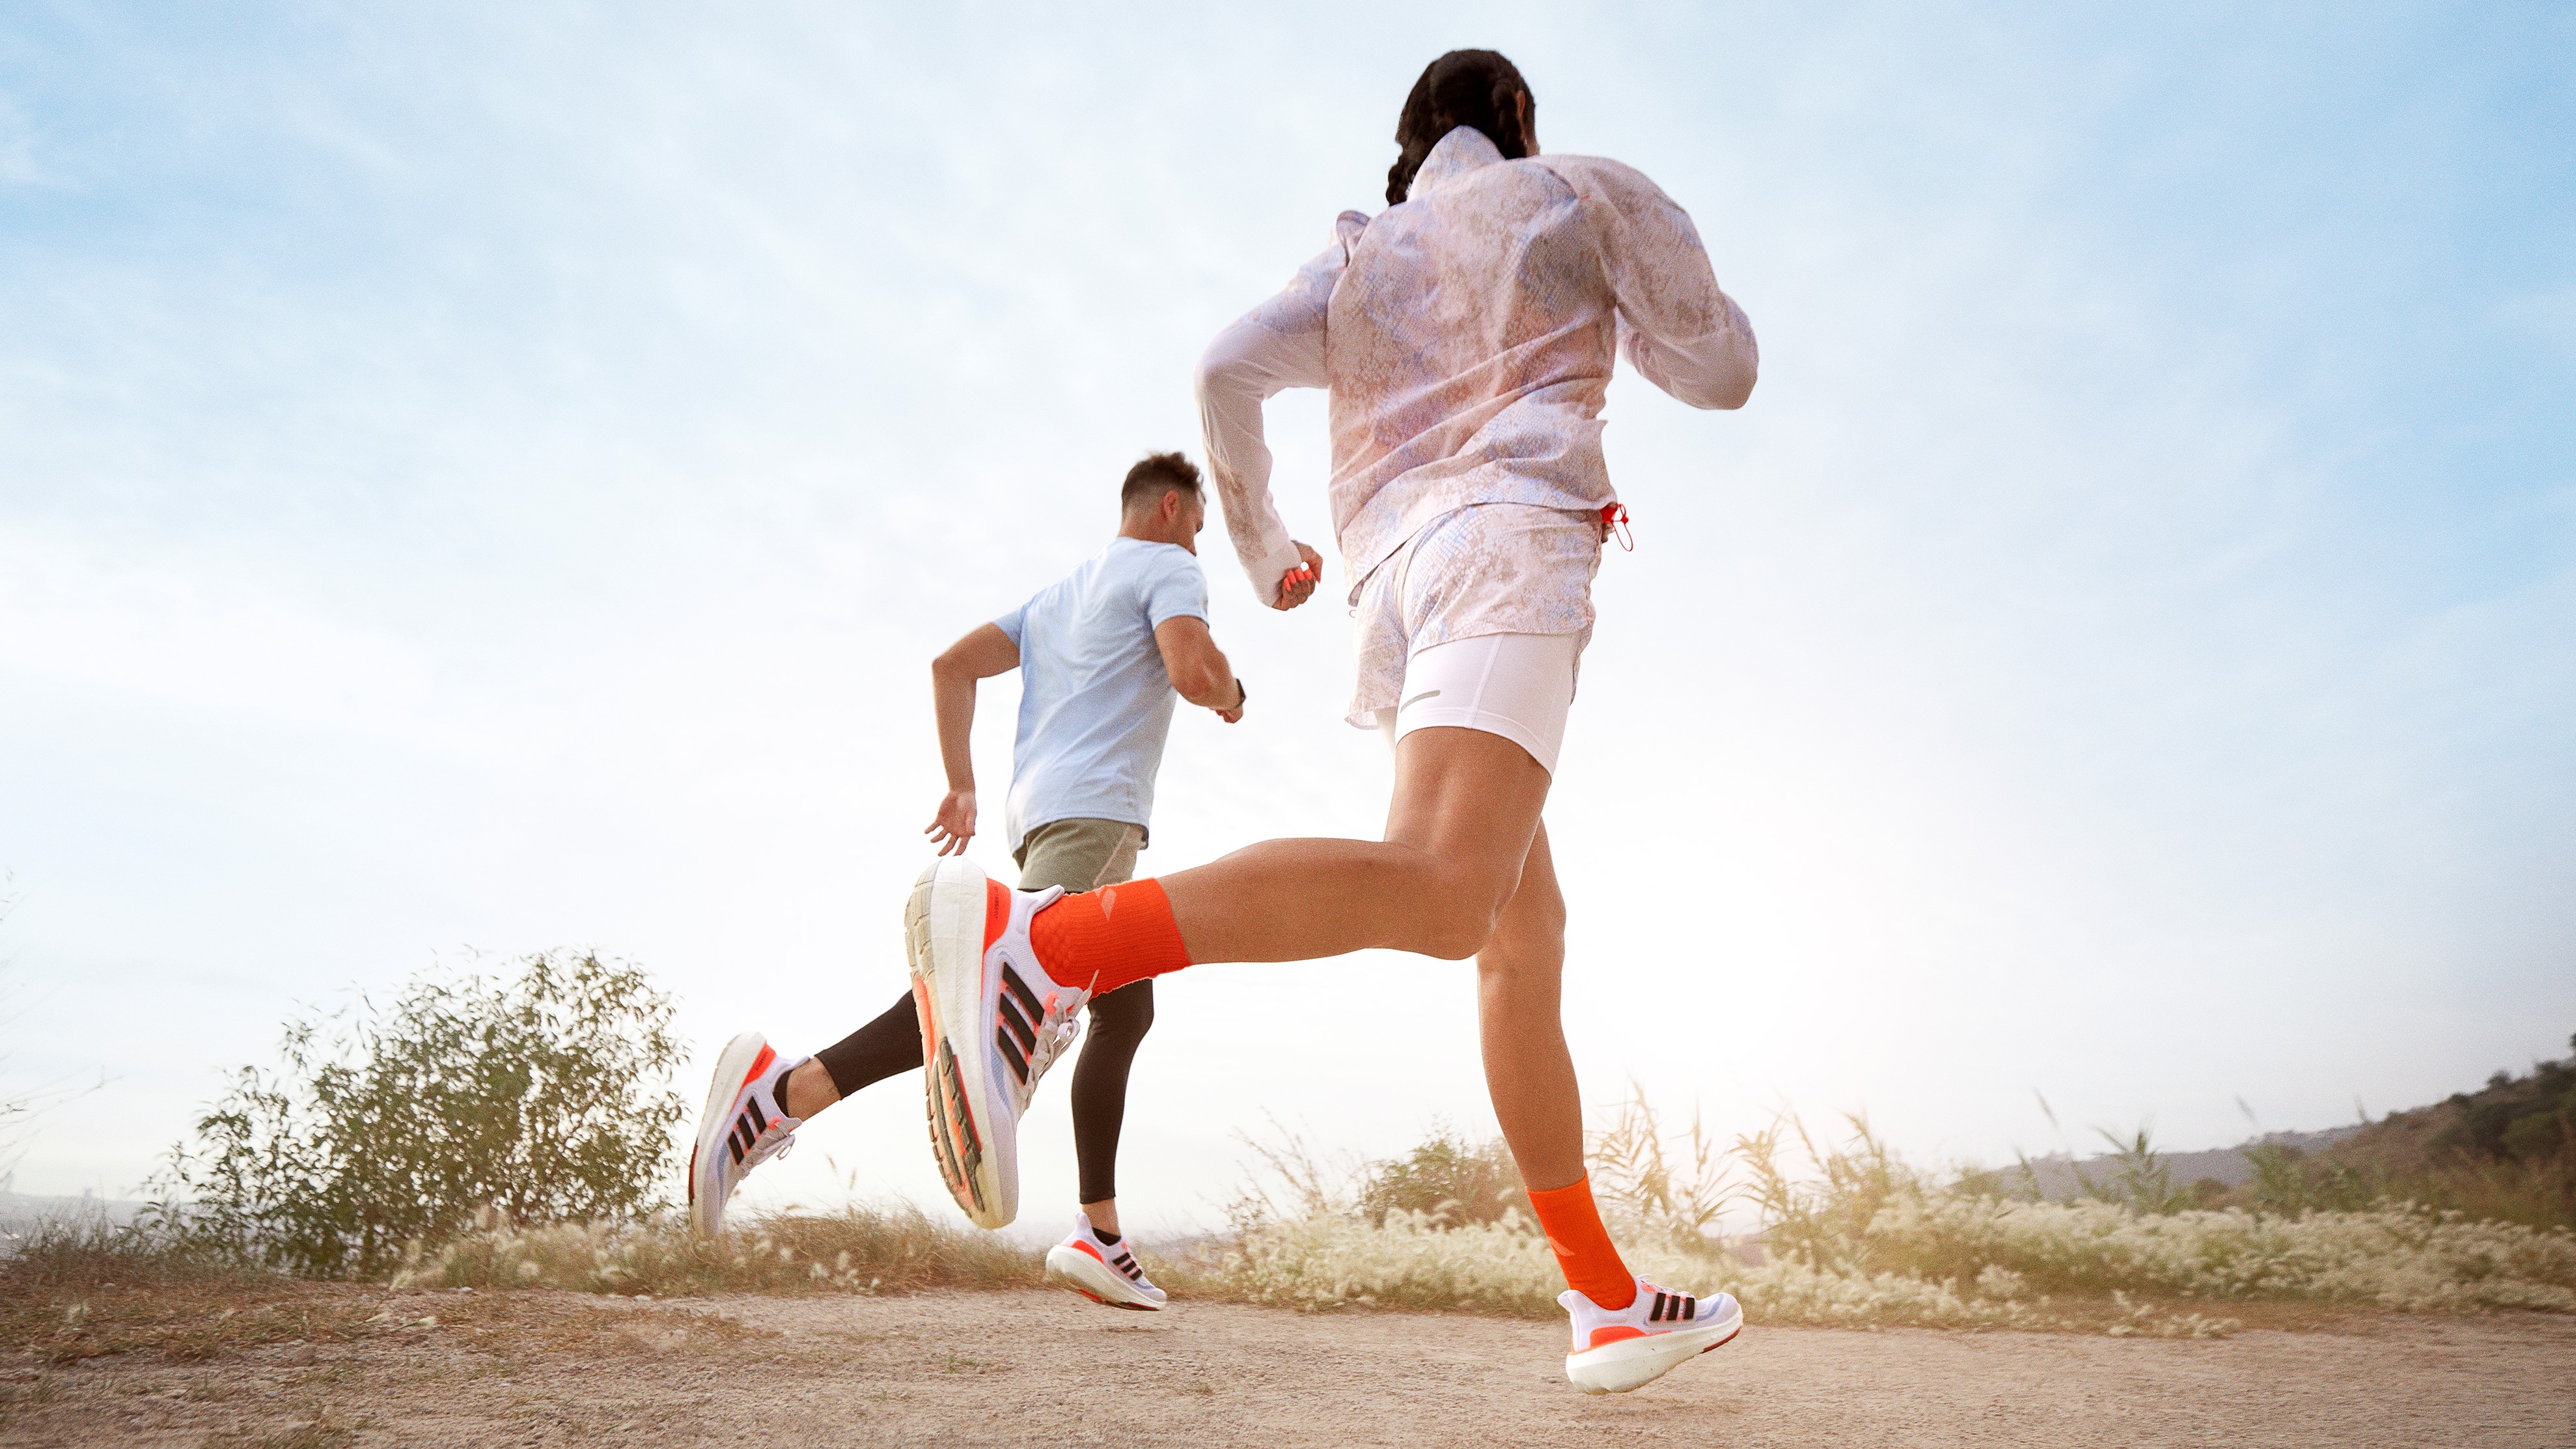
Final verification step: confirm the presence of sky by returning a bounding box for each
[1,2,2569,1234]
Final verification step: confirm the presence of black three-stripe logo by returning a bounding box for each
[995,963,1046,1083]
[1647,1291,1698,1322]
[727,1094,773,1166]
[1111,1249,1144,1282]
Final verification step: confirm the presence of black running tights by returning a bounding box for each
[811,979,1156,1206]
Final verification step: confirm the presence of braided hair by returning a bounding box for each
[1385,49,1534,206]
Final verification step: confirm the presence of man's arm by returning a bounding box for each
[926,622,1020,855]
[1154,616,1244,724]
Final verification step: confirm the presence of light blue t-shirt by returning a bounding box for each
[993,538,1210,851]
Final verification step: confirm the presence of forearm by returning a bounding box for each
[1173,650,1241,710]
[1197,318,1322,604]
[931,667,978,790]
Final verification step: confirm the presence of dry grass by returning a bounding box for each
[0,1219,772,1368]
[0,1220,378,1364]
[1159,1104,2576,1339]
[398,1202,1045,1297]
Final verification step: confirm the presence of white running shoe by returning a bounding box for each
[1044,1213,1167,1311]
[1560,1276,1743,1394]
[686,1032,805,1237]
[906,857,1089,1229]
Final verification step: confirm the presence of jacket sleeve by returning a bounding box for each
[1193,220,1357,605]
[1556,157,1758,410]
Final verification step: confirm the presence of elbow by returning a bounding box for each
[1191,345,1235,410]
[1194,325,1264,408]
[1689,351,1758,411]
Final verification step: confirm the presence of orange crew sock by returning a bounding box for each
[1526,1175,1637,1310]
[1028,877,1193,995]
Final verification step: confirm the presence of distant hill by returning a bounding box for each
[2013,1124,2365,1202]
[0,1183,146,1256]
[1991,1034,2574,1228]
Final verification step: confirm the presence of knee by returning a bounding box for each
[1410,879,1519,961]
[1477,872,1566,976]
[1415,916,1495,960]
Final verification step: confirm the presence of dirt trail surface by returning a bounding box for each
[5,1288,2571,1447]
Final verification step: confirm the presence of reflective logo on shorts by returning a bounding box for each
[1401,689,1443,710]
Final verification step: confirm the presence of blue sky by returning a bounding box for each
[3,2,2569,1229]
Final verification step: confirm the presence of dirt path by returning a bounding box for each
[5,1288,2571,1447]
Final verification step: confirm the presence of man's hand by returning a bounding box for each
[1272,542,1324,611]
[924,788,976,855]
[1214,678,1245,724]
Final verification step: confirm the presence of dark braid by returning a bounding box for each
[1386,49,1534,205]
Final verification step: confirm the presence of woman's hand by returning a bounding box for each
[925,789,976,855]
[1274,542,1325,610]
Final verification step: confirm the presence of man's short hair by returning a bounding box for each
[1121,452,1204,512]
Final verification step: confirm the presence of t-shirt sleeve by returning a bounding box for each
[993,601,1029,648]
[1139,554,1210,629]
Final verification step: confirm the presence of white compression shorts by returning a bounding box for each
[1373,631,1581,775]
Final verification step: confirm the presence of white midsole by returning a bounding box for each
[920,859,1017,1228]
[1045,1243,1163,1310]
[689,1031,769,1231]
[1565,1310,1744,1394]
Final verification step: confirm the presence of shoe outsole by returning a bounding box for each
[909,859,1016,1229]
[688,1030,771,1238]
[1565,1312,1743,1394]
[1044,1243,1165,1312]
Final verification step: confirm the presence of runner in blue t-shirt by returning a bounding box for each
[686,452,1245,1310]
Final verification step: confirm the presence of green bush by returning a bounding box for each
[148,952,686,1278]
[1354,1125,1525,1227]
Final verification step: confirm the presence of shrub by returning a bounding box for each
[1354,1125,1525,1227]
[148,952,686,1278]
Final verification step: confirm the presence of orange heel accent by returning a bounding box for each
[1585,1326,1649,1349]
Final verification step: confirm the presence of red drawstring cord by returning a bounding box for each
[1601,503,1633,551]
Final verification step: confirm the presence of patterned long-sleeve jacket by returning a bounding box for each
[1194,124,1758,608]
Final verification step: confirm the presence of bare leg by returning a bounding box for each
[1081,1198,1121,1236]
[1164,723,1581,1187]
[1477,821,1585,1191]
[1159,726,1551,963]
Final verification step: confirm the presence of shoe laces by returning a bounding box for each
[741,1120,797,1173]
[1005,987,1087,1114]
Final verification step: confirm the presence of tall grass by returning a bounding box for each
[1184,1099,2576,1336]
[420,1098,2573,1337]
[393,1203,1043,1297]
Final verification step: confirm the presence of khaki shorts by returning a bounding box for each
[1012,817,1143,894]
